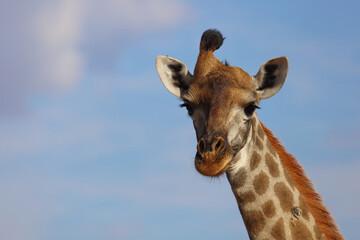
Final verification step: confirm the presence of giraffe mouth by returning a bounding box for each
[194,150,233,177]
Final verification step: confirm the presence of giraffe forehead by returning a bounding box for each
[184,65,256,104]
[200,66,253,89]
[185,75,257,106]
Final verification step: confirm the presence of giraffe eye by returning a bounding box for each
[244,103,260,117]
[180,103,194,116]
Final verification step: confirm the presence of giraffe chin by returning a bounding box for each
[194,152,232,177]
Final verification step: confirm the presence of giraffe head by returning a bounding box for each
[156,29,289,177]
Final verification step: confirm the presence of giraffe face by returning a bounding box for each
[156,29,289,177]
[181,68,258,176]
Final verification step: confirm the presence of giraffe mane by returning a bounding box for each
[260,122,344,240]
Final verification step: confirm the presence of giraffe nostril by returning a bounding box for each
[214,137,224,152]
[198,139,205,154]
[215,140,221,151]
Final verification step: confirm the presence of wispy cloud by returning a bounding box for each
[0,0,192,116]
[34,0,84,90]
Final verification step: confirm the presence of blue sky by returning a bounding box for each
[1,0,359,239]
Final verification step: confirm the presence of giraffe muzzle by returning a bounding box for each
[195,134,232,176]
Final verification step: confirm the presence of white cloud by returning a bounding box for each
[0,0,192,115]
[83,0,191,32]
[34,0,84,90]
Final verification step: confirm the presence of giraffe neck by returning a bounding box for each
[226,116,323,240]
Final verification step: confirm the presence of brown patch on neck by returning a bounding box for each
[250,151,261,171]
[243,210,266,238]
[253,171,270,195]
[271,218,286,240]
[289,220,313,240]
[260,122,344,240]
[274,182,294,212]
[237,190,256,205]
[262,200,276,218]
[265,153,280,178]
[255,137,264,151]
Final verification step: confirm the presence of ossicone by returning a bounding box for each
[200,29,224,52]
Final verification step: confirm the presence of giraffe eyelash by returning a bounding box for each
[244,102,260,117]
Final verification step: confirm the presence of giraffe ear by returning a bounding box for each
[156,56,193,98]
[253,57,289,99]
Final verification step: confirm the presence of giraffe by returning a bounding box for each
[155,29,344,240]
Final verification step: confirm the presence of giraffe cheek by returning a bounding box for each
[227,126,248,151]
[227,124,244,150]
[227,127,240,145]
